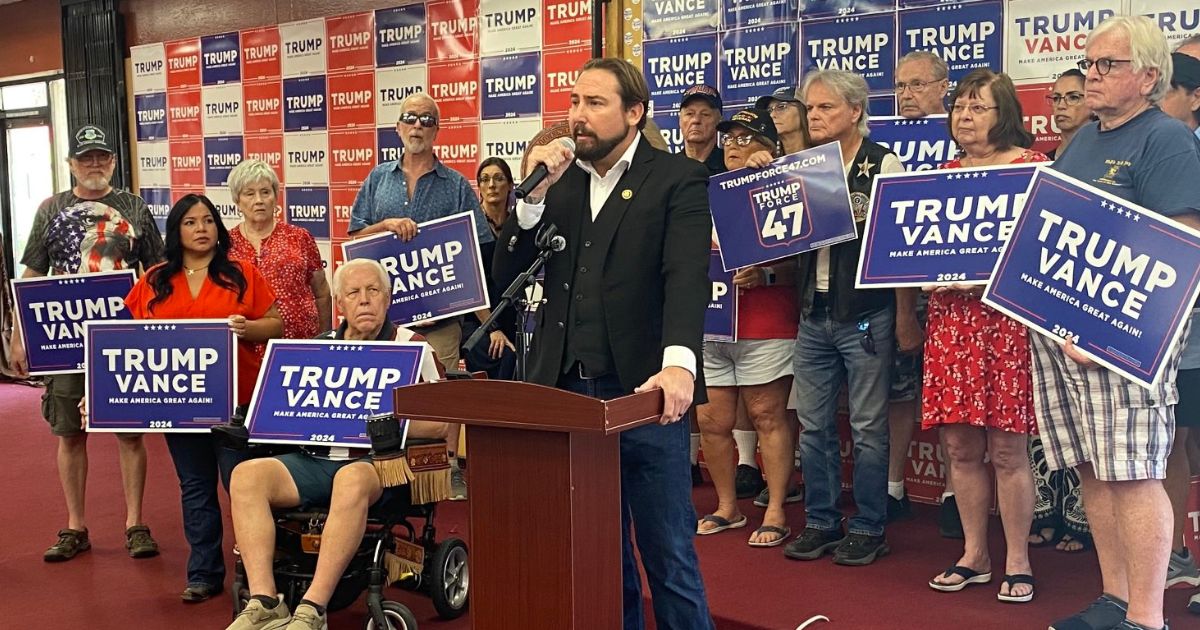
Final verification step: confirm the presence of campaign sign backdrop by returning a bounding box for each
[897,1,1003,83]
[867,116,954,172]
[341,212,490,325]
[642,0,719,39]
[723,0,797,29]
[644,34,718,114]
[245,340,425,448]
[12,271,136,375]
[983,169,1200,389]
[85,320,236,433]
[719,23,798,107]
[135,93,168,141]
[709,142,856,271]
[857,164,1039,288]
[480,52,541,120]
[705,249,738,343]
[802,13,897,93]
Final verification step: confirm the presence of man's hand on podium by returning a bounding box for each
[635,366,694,425]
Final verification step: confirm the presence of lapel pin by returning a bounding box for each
[621,189,632,200]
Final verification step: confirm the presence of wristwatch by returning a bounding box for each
[763,267,776,287]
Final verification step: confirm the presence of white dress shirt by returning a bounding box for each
[515,134,697,378]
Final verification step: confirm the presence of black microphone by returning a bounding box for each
[515,137,575,199]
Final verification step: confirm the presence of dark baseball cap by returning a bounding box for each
[755,85,803,109]
[1172,52,1200,90]
[71,125,115,157]
[680,84,722,110]
[717,108,779,147]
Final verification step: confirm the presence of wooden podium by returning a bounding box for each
[393,379,663,630]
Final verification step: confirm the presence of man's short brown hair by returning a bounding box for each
[581,58,650,130]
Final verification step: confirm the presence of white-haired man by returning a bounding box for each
[347,92,495,499]
[225,258,446,630]
[1035,16,1200,630]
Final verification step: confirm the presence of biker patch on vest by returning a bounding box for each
[850,192,870,223]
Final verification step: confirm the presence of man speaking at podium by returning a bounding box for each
[493,57,714,630]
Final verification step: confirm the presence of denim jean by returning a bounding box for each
[792,306,894,537]
[558,372,714,630]
[164,433,249,588]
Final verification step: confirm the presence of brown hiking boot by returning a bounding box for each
[125,525,159,558]
[44,528,91,562]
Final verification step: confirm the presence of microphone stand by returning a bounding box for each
[464,233,560,381]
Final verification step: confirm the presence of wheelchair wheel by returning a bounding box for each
[428,538,469,619]
[364,601,418,630]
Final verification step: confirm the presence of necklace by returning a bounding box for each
[185,264,209,277]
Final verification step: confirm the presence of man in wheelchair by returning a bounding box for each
[227,259,448,630]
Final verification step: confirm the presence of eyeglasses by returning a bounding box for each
[1046,92,1086,107]
[894,79,942,94]
[721,134,761,147]
[399,112,438,128]
[478,175,508,185]
[766,101,795,113]
[951,104,999,116]
[1077,58,1132,76]
[857,318,876,355]
[75,153,113,165]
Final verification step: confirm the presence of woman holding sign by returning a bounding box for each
[695,109,799,548]
[125,194,282,602]
[227,159,331,340]
[923,70,1047,603]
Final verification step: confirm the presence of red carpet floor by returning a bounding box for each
[1,382,1196,629]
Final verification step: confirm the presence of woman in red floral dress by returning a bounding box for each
[226,159,332,344]
[924,69,1047,604]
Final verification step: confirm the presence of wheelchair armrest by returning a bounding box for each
[211,404,251,450]
[406,437,448,447]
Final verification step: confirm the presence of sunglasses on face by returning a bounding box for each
[399,112,438,128]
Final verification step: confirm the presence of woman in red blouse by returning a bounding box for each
[227,159,331,342]
[125,193,282,602]
[923,70,1046,603]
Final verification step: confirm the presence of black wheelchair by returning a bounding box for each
[228,439,469,630]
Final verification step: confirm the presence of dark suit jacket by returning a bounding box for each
[492,134,712,403]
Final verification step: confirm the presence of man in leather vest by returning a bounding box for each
[780,69,921,567]
[493,57,714,630]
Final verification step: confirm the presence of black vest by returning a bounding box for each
[560,212,618,376]
[795,140,897,322]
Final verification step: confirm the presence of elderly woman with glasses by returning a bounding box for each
[227,159,331,340]
[694,108,800,548]
[923,69,1047,603]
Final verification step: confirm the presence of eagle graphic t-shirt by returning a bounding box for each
[21,190,164,275]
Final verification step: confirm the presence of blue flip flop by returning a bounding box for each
[928,565,992,592]
[696,514,748,535]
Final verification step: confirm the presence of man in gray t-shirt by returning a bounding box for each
[10,124,165,563]
[1036,17,1200,630]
